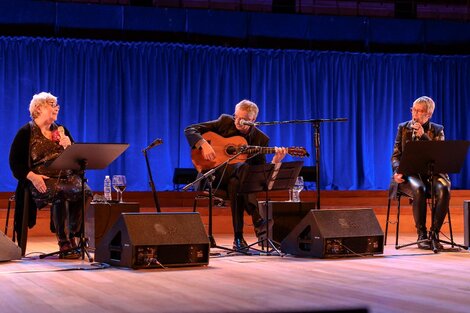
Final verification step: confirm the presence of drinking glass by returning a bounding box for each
[291,176,304,202]
[112,175,127,203]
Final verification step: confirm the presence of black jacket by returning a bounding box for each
[9,122,73,235]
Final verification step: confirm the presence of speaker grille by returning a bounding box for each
[281,209,384,258]
[465,201,469,247]
[95,212,210,268]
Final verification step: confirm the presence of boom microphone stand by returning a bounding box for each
[254,118,347,210]
[142,138,163,212]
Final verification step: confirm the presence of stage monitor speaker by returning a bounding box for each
[281,209,384,258]
[95,212,210,269]
[0,231,22,261]
[258,201,315,244]
[85,202,140,250]
[464,201,470,247]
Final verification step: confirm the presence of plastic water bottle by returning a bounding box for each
[292,176,304,202]
[104,175,112,201]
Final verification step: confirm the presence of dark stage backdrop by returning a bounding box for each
[1,36,469,192]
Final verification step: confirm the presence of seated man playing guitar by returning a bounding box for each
[185,99,287,251]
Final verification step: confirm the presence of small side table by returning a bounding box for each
[257,201,315,244]
[85,202,139,250]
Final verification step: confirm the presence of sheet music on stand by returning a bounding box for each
[47,143,130,170]
[397,140,469,176]
[238,161,303,194]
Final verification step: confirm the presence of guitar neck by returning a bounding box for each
[245,147,277,155]
[244,146,308,158]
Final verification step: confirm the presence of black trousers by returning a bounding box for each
[31,174,92,242]
[207,163,258,235]
[399,175,450,233]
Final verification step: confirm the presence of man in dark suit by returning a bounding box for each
[185,99,286,251]
[391,96,450,252]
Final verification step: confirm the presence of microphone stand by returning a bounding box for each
[142,141,163,212]
[255,118,347,210]
[183,147,250,254]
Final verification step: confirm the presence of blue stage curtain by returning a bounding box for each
[1,36,469,192]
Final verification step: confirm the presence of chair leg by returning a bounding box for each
[192,198,197,212]
[5,196,13,235]
[447,207,454,248]
[384,198,392,245]
[395,196,401,248]
[18,191,30,256]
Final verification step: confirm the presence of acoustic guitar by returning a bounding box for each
[191,131,309,172]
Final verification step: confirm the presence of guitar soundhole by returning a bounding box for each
[225,145,237,155]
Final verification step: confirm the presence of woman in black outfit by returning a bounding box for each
[9,92,92,258]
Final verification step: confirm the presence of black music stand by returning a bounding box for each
[396,140,469,252]
[238,161,303,255]
[41,143,129,261]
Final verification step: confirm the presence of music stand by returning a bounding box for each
[41,143,129,261]
[238,161,303,255]
[396,140,469,252]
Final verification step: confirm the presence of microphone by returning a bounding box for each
[411,120,417,141]
[143,138,163,152]
[57,126,65,137]
[51,125,64,142]
[239,119,256,127]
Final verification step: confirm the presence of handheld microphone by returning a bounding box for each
[239,119,256,127]
[411,121,417,141]
[51,125,64,142]
[57,126,65,137]
[143,138,163,152]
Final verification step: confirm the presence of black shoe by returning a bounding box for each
[233,237,249,251]
[253,218,268,237]
[58,240,80,259]
[417,231,431,250]
[251,209,264,226]
[430,231,443,253]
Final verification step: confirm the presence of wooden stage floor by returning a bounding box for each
[1,233,469,313]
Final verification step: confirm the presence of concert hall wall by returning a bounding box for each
[0,36,469,191]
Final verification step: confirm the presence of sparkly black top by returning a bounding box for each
[29,122,72,178]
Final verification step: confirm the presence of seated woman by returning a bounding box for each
[9,92,92,258]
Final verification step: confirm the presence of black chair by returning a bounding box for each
[5,185,54,256]
[172,168,198,191]
[4,194,16,237]
[299,165,316,190]
[192,188,228,212]
[4,186,31,256]
[384,187,454,248]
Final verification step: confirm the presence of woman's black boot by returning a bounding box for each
[417,229,430,250]
[430,230,443,253]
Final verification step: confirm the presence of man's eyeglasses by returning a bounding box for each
[410,107,426,114]
[233,114,253,121]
